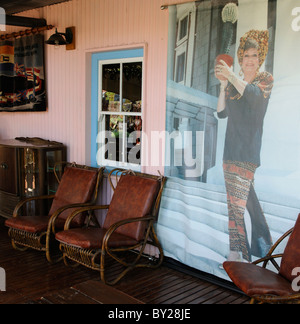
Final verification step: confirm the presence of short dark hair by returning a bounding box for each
[244,38,259,52]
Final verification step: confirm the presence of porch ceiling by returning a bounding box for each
[0,0,70,15]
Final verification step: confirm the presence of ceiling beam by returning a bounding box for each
[6,15,47,27]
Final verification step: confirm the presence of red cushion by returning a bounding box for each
[224,261,295,297]
[5,215,81,234]
[48,167,98,226]
[103,175,160,241]
[55,228,138,249]
[5,216,50,234]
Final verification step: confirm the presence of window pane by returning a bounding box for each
[102,64,120,112]
[105,115,124,162]
[122,62,142,112]
[126,116,142,165]
[176,53,186,83]
[179,16,188,41]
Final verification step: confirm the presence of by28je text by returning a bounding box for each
[108,308,191,322]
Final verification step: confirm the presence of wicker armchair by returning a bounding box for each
[55,168,166,285]
[5,163,104,263]
[224,213,300,304]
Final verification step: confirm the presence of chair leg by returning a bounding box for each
[147,224,164,269]
[100,247,135,286]
[46,248,63,264]
[62,254,80,268]
[11,240,29,252]
[100,227,164,285]
[250,297,264,304]
[107,267,134,286]
[46,233,62,264]
[100,247,106,284]
[8,228,28,251]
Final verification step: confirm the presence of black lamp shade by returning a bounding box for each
[45,32,67,46]
[45,28,73,46]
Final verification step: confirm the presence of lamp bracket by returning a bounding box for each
[65,27,75,51]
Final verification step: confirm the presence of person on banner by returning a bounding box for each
[215,30,274,263]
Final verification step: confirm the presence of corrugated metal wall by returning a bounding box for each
[0,0,187,173]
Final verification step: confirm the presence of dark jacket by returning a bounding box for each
[218,72,274,167]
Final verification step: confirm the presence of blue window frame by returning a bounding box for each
[91,48,144,168]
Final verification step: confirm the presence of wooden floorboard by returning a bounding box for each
[0,217,249,304]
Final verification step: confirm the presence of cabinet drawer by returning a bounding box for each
[0,147,18,194]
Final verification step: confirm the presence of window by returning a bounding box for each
[173,5,196,87]
[177,14,189,46]
[91,49,144,170]
[175,47,186,84]
[174,13,189,86]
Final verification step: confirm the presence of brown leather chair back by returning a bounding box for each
[103,174,160,241]
[279,214,300,282]
[48,166,99,226]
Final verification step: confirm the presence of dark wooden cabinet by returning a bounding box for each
[0,139,66,219]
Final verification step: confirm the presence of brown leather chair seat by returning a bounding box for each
[223,213,300,304]
[223,262,295,297]
[56,228,138,250]
[5,216,51,234]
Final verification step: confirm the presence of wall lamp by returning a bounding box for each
[45,26,75,50]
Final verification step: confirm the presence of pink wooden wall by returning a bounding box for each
[0,0,187,175]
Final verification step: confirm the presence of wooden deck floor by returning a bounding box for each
[0,218,249,304]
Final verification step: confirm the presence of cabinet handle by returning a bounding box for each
[0,163,8,170]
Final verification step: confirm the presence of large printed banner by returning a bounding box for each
[158,0,300,281]
[0,34,46,112]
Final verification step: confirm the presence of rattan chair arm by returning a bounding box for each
[12,194,55,218]
[102,215,155,251]
[267,228,293,256]
[252,227,294,270]
[252,254,284,272]
[253,254,283,265]
[48,202,105,234]
[63,205,110,230]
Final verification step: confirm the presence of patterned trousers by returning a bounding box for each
[223,161,258,262]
